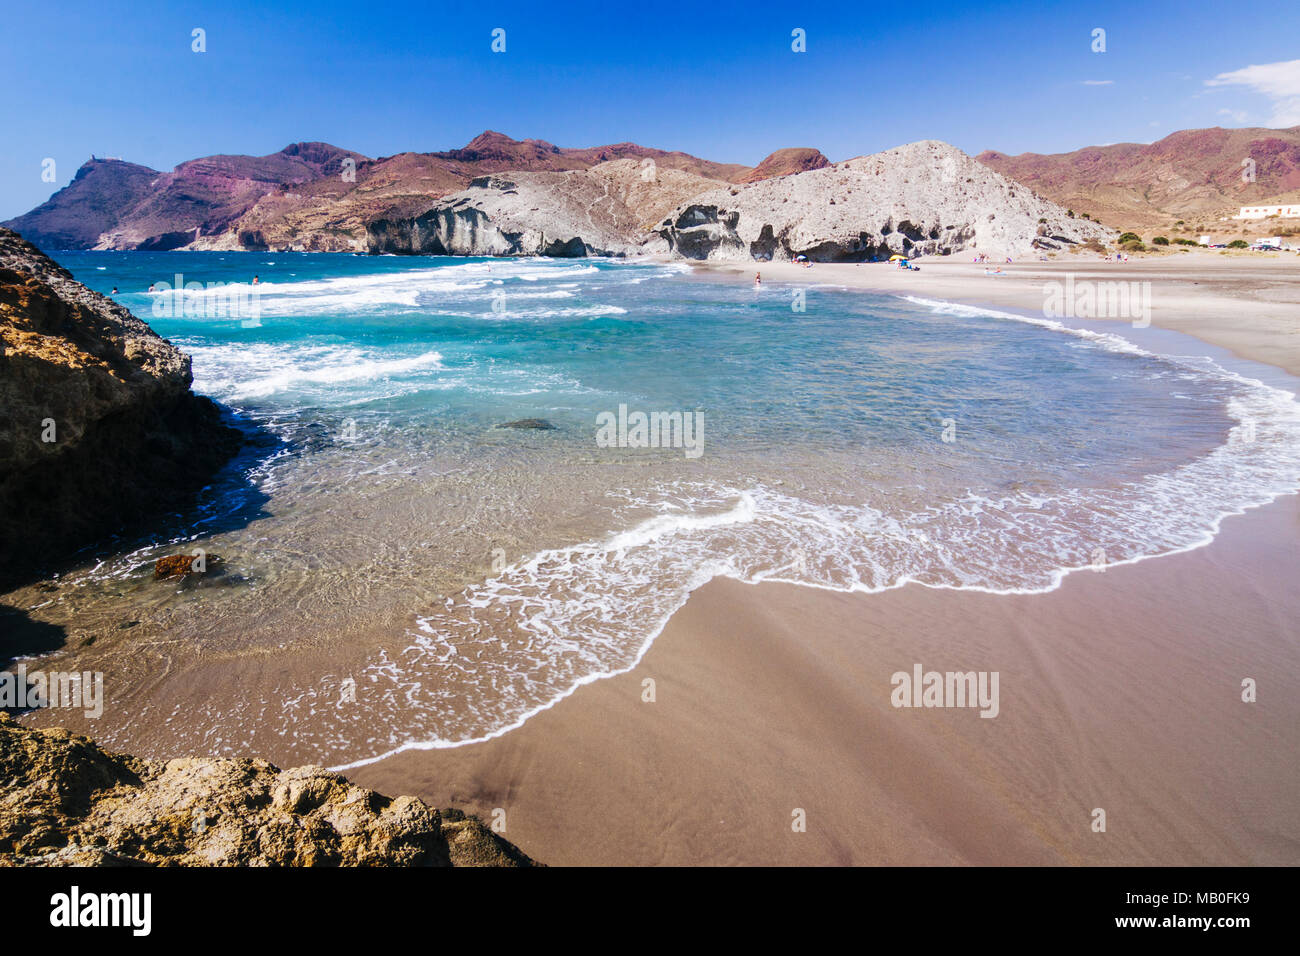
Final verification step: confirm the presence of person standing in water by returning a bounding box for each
[252,275,260,285]
[754,272,761,286]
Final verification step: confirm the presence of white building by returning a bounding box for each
[1234,203,1300,220]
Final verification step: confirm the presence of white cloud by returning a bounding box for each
[1206,59,1300,127]
[1218,108,1250,123]
[1082,80,1114,86]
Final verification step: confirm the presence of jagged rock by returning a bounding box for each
[0,228,242,586]
[0,714,537,867]
[657,140,1112,262]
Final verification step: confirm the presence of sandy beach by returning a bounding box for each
[347,252,1300,866]
[713,251,1300,376]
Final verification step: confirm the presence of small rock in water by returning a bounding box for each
[154,554,212,579]
[494,419,557,430]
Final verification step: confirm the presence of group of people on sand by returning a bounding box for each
[972,253,1013,264]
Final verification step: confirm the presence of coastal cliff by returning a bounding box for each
[0,228,242,586]
[0,714,536,866]
[367,171,646,257]
[656,140,1111,261]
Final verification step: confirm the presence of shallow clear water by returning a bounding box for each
[8,252,1299,768]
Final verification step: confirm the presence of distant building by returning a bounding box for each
[1234,203,1300,220]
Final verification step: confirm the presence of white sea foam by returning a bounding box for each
[192,343,446,400]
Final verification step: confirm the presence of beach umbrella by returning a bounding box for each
[889,254,907,261]
[794,254,808,261]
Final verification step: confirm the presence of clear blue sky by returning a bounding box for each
[2,0,1297,219]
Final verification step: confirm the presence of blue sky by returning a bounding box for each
[2,0,1298,219]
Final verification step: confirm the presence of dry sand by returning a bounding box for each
[349,252,1300,866]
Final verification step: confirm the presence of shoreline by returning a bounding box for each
[349,492,1300,865]
[686,251,1300,377]
[343,255,1300,864]
[12,252,1299,865]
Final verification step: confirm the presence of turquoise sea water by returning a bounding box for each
[17,251,1300,767]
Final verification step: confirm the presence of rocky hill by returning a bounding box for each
[977,125,1300,230]
[736,147,830,184]
[4,132,756,253]
[1,158,159,250]
[657,140,1109,261]
[367,158,734,255]
[0,228,241,586]
[0,714,536,866]
[5,144,364,252]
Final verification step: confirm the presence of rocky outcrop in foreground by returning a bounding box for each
[657,140,1111,261]
[0,714,536,866]
[0,228,242,586]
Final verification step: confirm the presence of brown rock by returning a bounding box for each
[0,229,242,586]
[153,554,199,579]
[0,713,538,867]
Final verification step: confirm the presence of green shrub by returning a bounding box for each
[1152,236,1169,245]
[1227,239,1249,249]
[1118,232,1142,244]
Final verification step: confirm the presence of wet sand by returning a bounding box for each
[350,494,1300,865]
[347,253,1300,865]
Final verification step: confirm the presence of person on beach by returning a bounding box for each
[253,275,260,285]
[754,272,761,286]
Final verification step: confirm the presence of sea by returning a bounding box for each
[7,251,1298,768]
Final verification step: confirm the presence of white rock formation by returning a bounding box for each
[656,141,1111,261]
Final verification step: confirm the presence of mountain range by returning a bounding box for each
[4,131,819,253]
[978,126,1300,230]
[6,126,1297,258]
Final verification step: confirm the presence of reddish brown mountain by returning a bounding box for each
[736,148,830,184]
[977,126,1300,229]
